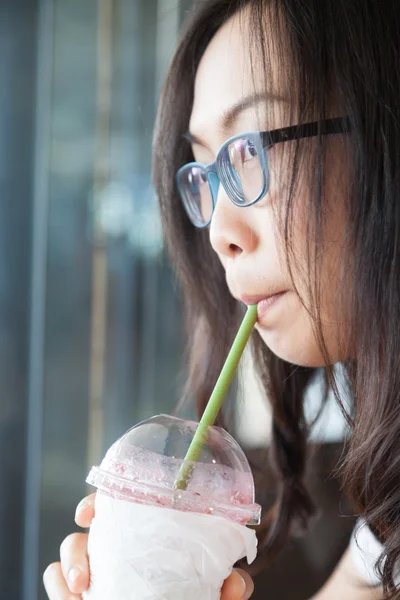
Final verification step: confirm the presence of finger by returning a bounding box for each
[221,569,254,600]
[75,494,95,528]
[60,533,90,595]
[43,562,81,600]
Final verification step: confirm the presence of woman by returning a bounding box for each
[44,0,400,598]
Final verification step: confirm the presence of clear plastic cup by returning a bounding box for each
[84,415,261,600]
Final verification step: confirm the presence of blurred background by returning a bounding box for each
[0,1,354,598]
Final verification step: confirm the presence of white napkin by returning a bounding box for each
[83,492,257,600]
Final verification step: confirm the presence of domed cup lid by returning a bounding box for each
[87,414,261,525]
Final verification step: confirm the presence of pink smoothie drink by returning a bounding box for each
[83,414,261,600]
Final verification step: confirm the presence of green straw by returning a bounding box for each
[174,304,258,491]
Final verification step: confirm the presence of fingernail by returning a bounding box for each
[68,566,83,589]
[236,571,247,600]
[75,498,91,517]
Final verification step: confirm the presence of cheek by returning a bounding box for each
[266,142,293,196]
[256,290,345,367]
[260,145,350,365]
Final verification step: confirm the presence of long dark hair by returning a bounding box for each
[153,0,400,596]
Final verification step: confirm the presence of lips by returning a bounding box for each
[256,294,285,319]
[236,292,286,321]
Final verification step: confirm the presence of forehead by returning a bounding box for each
[189,10,285,135]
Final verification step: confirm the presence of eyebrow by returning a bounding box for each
[185,91,285,147]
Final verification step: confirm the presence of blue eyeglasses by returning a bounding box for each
[176,117,351,228]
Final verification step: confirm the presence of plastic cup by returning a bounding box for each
[83,414,261,600]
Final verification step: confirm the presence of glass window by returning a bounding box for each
[24,2,190,597]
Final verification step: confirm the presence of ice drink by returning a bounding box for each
[83,414,261,600]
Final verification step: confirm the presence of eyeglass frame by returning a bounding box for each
[176,116,351,228]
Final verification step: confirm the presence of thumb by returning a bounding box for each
[221,568,254,600]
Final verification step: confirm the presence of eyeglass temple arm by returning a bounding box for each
[262,116,351,146]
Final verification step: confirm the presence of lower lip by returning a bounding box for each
[257,293,285,321]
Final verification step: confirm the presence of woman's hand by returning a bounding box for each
[43,494,254,599]
[222,569,254,599]
[43,494,95,598]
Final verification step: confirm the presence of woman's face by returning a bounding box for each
[188,11,349,367]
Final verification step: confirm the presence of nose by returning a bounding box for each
[209,183,259,260]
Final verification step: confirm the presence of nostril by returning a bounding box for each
[229,243,242,255]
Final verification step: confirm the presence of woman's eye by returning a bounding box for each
[241,139,257,162]
[227,137,260,174]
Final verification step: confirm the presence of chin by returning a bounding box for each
[257,327,330,368]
